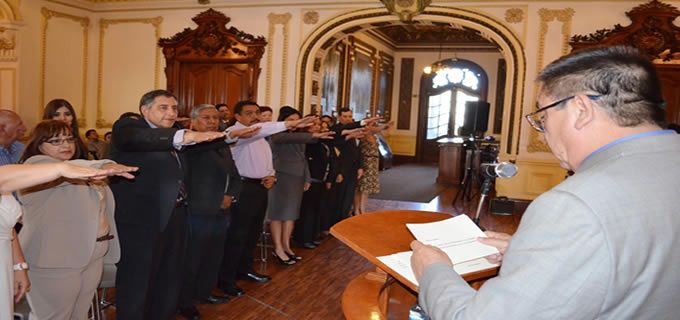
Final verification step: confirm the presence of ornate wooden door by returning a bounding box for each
[159,9,266,115]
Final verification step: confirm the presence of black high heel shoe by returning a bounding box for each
[272,251,296,265]
[285,251,302,261]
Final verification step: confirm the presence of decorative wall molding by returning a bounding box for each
[265,12,292,106]
[0,68,17,110]
[303,11,319,25]
[528,8,574,153]
[505,8,524,24]
[40,7,89,126]
[96,17,162,128]
[0,27,16,61]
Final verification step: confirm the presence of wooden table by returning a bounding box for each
[331,210,499,319]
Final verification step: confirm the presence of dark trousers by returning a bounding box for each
[320,183,336,231]
[219,181,268,286]
[179,211,230,307]
[334,173,358,223]
[294,182,324,243]
[115,206,188,320]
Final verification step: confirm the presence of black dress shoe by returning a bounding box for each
[178,305,201,320]
[238,271,271,283]
[285,251,302,261]
[302,242,318,249]
[200,294,230,304]
[272,251,296,265]
[219,285,245,297]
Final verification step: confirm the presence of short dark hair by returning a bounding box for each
[139,89,177,110]
[277,106,301,121]
[537,46,665,127]
[118,112,142,120]
[85,129,97,137]
[215,103,228,110]
[259,106,273,113]
[338,107,352,115]
[20,120,80,162]
[234,100,259,115]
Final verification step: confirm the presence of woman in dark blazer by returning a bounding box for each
[293,117,337,248]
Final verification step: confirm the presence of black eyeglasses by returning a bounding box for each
[525,95,601,132]
[44,137,76,146]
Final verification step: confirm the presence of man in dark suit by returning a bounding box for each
[330,108,379,222]
[177,104,243,320]
[109,90,234,320]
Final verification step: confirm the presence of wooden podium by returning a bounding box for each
[330,210,498,320]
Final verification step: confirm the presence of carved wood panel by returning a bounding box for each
[159,9,266,115]
[570,0,680,124]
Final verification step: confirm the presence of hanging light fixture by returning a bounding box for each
[424,26,452,75]
[380,0,432,22]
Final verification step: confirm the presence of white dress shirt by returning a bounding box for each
[228,121,287,179]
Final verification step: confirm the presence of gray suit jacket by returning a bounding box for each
[18,155,120,268]
[419,132,680,319]
[270,132,316,181]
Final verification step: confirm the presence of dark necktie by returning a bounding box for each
[170,150,188,203]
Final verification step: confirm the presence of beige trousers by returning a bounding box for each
[27,241,108,320]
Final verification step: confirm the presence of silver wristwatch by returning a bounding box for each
[13,262,28,271]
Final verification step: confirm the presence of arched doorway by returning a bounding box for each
[417,58,489,162]
[295,6,526,159]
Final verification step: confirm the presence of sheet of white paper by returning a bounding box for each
[377,251,419,285]
[406,215,499,263]
[377,251,498,287]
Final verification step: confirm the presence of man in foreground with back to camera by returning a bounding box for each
[411,46,680,319]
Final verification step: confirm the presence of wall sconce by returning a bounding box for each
[380,0,432,22]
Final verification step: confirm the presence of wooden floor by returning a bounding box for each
[101,180,529,320]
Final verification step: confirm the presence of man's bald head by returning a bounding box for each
[0,109,27,147]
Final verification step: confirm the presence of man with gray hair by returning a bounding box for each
[0,109,26,166]
[177,104,244,320]
[109,90,256,320]
[411,46,680,319]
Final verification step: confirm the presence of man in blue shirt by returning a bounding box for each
[0,110,27,165]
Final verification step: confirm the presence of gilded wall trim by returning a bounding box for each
[265,12,292,107]
[0,27,16,61]
[0,68,17,110]
[96,17,162,128]
[528,8,574,153]
[40,7,90,126]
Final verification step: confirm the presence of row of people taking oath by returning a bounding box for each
[0,88,389,320]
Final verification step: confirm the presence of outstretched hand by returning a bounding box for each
[287,115,318,129]
[312,131,335,139]
[183,130,227,145]
[228,126,261,139]
[59,162,138,180]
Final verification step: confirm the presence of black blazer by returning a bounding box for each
[108,117,186,231]
[306,142,337,183]
[331,122,363,177]
[185,143,241,215]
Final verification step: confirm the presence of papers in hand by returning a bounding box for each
[377,214,499,286]
[406,214,499,264]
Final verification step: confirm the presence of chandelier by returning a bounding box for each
[380,0,432,22]
[423,28,454,75]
